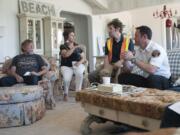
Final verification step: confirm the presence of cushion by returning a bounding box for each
[2,58,12,74]
[174,77,180,86]
[40,55,50,70]
[0,85,43,104]
[167,50,180,82]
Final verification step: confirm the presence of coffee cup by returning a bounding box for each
[102,77,111,85]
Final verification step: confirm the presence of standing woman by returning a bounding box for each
[60,30,86,101]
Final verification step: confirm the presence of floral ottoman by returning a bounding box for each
[0,85,45,128]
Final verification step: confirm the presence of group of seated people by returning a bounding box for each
[0,28,87,102]
[0,18,179,130]
[88,18,180,129]
[89,18,171,90]
[0,18,173,96]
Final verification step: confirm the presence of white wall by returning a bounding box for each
[36,0,92,15]
[89,3,180,70]
[0,0,19,62]
[130,3,180,48]
[0,0,92,62]
[91,3,180,56]
[60,12,89,59]
[1,0,180,71]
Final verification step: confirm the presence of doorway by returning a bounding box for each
[60,11,92,71]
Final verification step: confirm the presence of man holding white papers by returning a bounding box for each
[0,39,47,86]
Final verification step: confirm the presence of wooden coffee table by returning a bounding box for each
[76,85,180,135]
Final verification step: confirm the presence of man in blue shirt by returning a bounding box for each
[0,39,48,86]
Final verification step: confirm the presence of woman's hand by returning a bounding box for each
[74,61,81,67]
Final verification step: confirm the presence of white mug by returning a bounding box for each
[102,77,111,85]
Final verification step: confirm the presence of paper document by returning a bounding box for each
[169,102,180,115]
[24,71,31,76]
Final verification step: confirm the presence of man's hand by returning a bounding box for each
[124,51,134,61]
[31,71,40,76]
[0,94,10,101]
[15,75,24,83]
[114,60,123,68]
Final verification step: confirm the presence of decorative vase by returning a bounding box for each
[166,19,172,28]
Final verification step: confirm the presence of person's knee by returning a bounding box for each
[147,75,158,82]
[26,76,39,85]
[0,77,16,86]
[75,71,83,78]
[147,75,163,89]
[118,73,128,84]
[31,76,39,85]
[63,75,72,83]
[88,71,99,83]
[0,78,8,86]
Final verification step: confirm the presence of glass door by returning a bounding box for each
[27,19,34,40]
[57,22,63,46]
[35,20,42,50]
[27,19,43,55]
[52,22,57,49]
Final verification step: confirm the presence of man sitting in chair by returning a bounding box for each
[118,26,171,90]
[0,39,48,86]
[88,18,134,83]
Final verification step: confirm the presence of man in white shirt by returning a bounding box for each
[118,26,171,90]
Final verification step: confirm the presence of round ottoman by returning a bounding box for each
[0,85,45,128]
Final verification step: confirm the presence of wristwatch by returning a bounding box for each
[130,57,137,64]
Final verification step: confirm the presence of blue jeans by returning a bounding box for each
[0,75,40,87]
